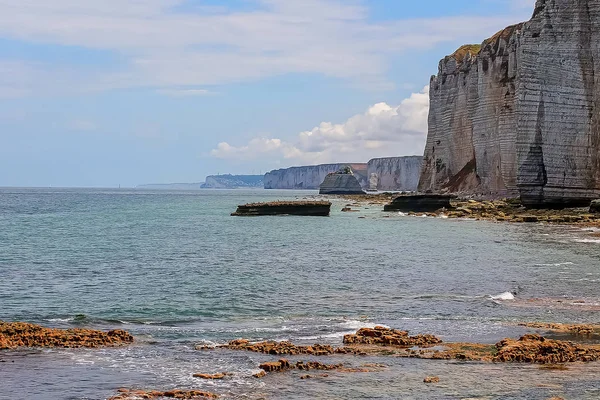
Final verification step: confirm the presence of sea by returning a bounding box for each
[1,188,600,400]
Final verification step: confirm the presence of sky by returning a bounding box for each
[0,0,535,187]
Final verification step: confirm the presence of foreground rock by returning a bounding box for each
[200,327,600,366]
[231,201,331,217]
[192,373,228,380]
[343,326,442,347]
[259,359,343,374]
[383,194,454,212]
[213,339,361,355]
[0,321,133,349]
[319,166,365,195]
[109,389,218,400]
[517,323,599,336]
[494,334,600,364]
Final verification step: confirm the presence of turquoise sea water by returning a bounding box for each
[1,188,600,399]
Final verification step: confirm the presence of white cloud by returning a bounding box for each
[156,88,212,97]
[0,0,532,97]
[211,86,429,165]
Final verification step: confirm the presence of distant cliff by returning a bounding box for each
[368,156,422,191]
[202,175,263,189]
[137,183,204,190]
[264,164,368,190]
[419,0,600,206]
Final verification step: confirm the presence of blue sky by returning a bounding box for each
[0,0,534,187]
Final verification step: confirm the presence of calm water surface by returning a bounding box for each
[1,188,600,399]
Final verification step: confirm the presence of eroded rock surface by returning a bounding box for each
[319,167,366,195]
[367,157,422,191]
[0,321,133,349]
[343,326,442,347]
[493,334,600,364]
[420,0,600,207]
[109,389,218,400]
[215,339,360,355]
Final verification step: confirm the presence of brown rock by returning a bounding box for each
[252,370,267,379]
[192,373,226,380]
[494,334,600,364]
[108,389,218,399]
[219,339,360,356]
[423,376,440,383]
[343,327,442,348]
[259,359,291,373]
[0,321,133,349]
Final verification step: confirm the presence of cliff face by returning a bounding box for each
[264,164,368,190]
[265,157,423,191]
[367,156,423,191]
[420,0,600,206]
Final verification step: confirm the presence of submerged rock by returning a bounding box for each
[192,373,228,380]
[216,339,360,356]
[258,359,343,374]
[0,321,133,349]
[109,389,218,399]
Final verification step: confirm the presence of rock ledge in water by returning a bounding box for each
[383,194,454,213]
[0,321,133,349]
[343,326,443,347]
[109,389,218,399]
[231,201,331,216]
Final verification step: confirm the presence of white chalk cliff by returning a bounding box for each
[419,0,600,206]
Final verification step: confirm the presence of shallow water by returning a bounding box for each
[1,188,600,399]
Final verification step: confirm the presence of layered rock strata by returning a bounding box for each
[420,0,600,207]
[367,156,423,191]
[231,201,331,216]
[319,172,366,195]
[383,194,454,212]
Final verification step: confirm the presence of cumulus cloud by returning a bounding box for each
[211,86,429,165]
[0,0,532,97]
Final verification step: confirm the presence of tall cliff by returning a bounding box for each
[264,164,368,190]
[419,0,600,206]
[367,156,423,191]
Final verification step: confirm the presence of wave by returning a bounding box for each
[574,238,600,244]
[489,292,515,301]
[533,262,575,267]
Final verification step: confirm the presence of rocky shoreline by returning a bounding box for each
[336,194,600,227]
[196,326,600,365]
[3,321,600,399]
